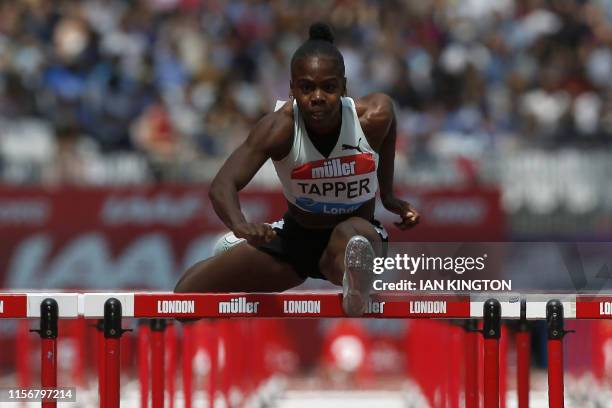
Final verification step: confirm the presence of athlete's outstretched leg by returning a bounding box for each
[174,243,305,293]
[318,217,383,316]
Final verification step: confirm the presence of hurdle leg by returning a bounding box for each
[104,298,127,408]
[483,299,501,408]
[516,330,531,408]
[208,322,219,408]
[97,320,106,408]
[166,323,176,408]
[448,323,462,408]
[547,300,566,408]
[150,319,167,408]
[17,320,32,391]
[516,300,530,408]
[36,299,58,408]
[499,325,508,408]
[138,320,150,408]
[71,317,87,388]
[464,320,479,408]
[181,324,194,408]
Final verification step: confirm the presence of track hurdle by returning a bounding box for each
[1,292,611,407]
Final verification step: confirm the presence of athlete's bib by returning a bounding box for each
[273,97,379,215]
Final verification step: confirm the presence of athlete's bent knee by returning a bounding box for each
[330,219,359,242]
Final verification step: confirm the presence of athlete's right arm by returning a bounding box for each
[209,107,293,246]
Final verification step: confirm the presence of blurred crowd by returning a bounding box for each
[1,0,612,185]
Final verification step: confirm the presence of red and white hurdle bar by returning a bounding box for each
[1,292,611,408]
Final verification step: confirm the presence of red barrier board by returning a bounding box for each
[0,294,27,318]
[133,293,471,318]
[576,296,612,319]
[0,186,503,289]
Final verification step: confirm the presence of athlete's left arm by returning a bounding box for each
[369,94,420,230]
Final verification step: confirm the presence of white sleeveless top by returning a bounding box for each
[273,96,379,215]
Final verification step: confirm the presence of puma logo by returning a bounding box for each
[342,138,364,153]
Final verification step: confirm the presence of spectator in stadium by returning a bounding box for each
[1,0,611,185]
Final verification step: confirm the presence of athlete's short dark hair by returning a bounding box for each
[291,22,345,77]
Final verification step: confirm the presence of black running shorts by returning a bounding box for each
[257,212,388,280]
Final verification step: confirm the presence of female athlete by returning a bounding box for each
[174,22,419,316]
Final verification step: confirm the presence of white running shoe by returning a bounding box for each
[342,235,375,317]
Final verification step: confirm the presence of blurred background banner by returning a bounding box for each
[0,185,503,289]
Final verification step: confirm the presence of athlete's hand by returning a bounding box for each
[232,222,277,246]
[382,196,420,230]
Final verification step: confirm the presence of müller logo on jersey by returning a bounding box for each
[290,153,376,215]
[310,158,358,178]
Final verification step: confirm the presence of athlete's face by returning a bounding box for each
[290,56,346,134]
